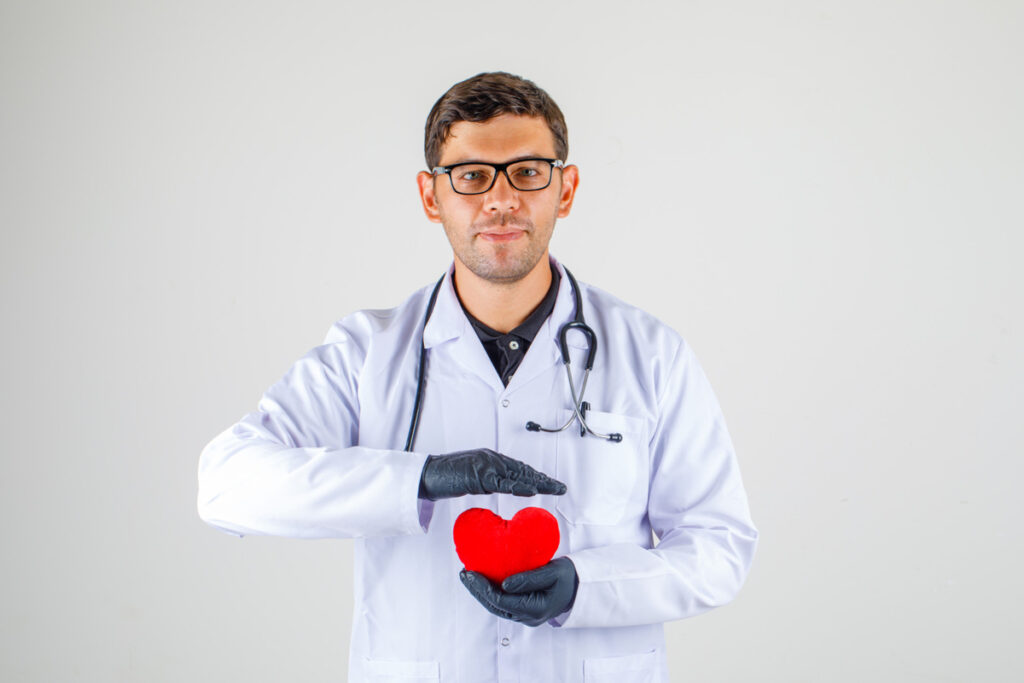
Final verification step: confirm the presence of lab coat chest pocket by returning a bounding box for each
[555,409,646,526]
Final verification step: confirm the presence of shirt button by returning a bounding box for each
[501,399,510,408]
[508,340,520,350]
[500,636,510,646]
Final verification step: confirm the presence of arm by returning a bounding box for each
[196,329,434,540]
[558,339,758,628]
[196,323,565,540]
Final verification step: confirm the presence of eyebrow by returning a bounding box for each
[440,154,552,167]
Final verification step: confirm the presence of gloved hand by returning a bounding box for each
[459,557,579,627]
[418,448,567,501]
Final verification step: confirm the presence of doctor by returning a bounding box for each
[198,71,758,682]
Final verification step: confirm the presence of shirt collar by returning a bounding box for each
[459,262,560,344]
[423,254,586,352]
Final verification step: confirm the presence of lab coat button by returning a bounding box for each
[501,399,510,408]
[500,636,510,646]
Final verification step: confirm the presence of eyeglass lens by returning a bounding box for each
[450,160,553,194]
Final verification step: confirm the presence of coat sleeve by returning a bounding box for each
[196,321,434,539]
[558,339,758,628]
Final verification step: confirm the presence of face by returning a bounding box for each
[417,114,579,284]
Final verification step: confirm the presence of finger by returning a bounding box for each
[459,570,495,603]
[460,571,530,621]
[479,470,534,496]
[515,467,566,496]
[480,467,540,496]
[509,480,540,497]
[498,455,567,496]
[502,566,557,594]
[533,475,567,496]
[460,571,519,620]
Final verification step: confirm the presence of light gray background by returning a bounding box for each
[2,1,1021,681]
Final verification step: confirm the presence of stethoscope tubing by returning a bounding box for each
[403,274,444,452]
[405,265,622,452]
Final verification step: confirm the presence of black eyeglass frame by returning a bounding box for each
[430,158,566,195]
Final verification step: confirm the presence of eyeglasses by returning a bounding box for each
[431,158,565,195]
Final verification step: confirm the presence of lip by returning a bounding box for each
[479,230,524,242]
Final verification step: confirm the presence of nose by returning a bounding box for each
[482,170,520,214]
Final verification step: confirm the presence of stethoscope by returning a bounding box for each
[404,266,623,452]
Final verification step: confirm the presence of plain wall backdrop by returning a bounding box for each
[1,1,1021,681]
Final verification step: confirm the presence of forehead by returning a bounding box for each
[439,114,557,165]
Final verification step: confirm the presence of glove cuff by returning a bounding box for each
[418,455,439,500]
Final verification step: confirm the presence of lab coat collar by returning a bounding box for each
[422,255,586,351]
[421,263,464,350]
[511,256,591,394]
[542,255,589,352]
[421,255,587,392]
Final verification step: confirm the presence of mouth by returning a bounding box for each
[478,229,525,242]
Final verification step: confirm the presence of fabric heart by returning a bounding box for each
[453,507,560,584]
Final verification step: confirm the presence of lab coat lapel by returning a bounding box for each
[505,257,589,393]
[421,257,588,396]
[422,263,505,394]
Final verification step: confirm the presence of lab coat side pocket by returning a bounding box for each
[555,410,645,526]
[363,658,440,682]
[583,649,660,682]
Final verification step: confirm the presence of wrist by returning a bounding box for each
[562,557,579,611]
[418,455,439,500]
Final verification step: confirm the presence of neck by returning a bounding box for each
[452,256,553,334]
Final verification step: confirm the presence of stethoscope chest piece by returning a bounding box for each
[523,269,623,444]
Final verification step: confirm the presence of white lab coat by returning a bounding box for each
[198,255,758,683]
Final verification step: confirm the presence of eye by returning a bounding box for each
[456,165,493,182]
[515,167,540,178]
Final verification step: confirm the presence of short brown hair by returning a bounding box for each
[424,72,568,169]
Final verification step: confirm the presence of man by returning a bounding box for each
[198,72,757,682]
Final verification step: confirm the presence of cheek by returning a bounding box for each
[436,203,472,240]
[439,198,479,225]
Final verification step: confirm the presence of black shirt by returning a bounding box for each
[458,264,561,387]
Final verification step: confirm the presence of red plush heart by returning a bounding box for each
[453,507,560,584]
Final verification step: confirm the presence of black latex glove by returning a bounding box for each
[418,448,567,501]
[459,557,579,627]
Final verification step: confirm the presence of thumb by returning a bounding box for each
[502,566,556,594]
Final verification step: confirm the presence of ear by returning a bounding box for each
[556,164,580,219]
[417,171,442,223]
